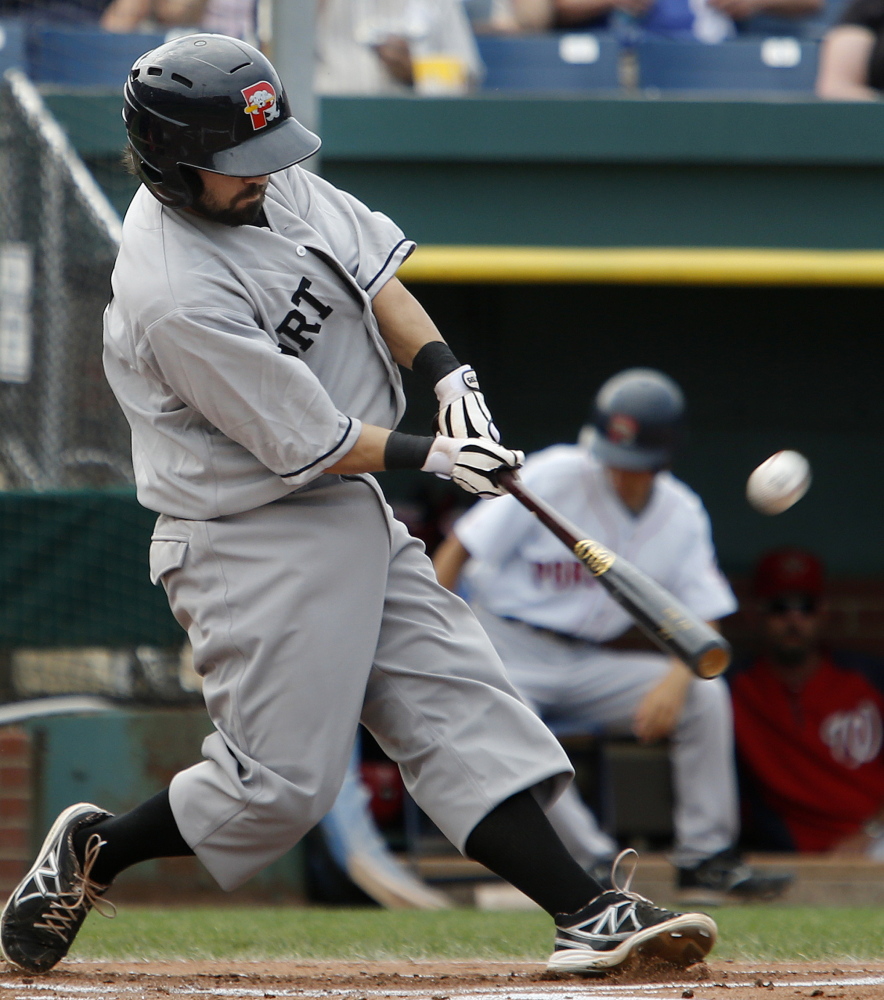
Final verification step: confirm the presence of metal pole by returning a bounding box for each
[268,0,318,133]
[38,150,68,489]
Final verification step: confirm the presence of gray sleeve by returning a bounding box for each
[140,307,361,485]
[294,169,416,297]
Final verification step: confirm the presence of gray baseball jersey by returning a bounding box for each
[102,168,572,891]
[104,166,412,519]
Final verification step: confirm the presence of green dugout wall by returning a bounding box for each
[320,96,884,254]
[48,93,884,253]
[39,93,884,577]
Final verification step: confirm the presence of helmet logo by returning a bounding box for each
[242,81,280,130]
[607,413,638,445]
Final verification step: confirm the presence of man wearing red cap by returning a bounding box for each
[728,548,884,857]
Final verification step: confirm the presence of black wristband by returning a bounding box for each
[384,431,435,471]
[411,341,461,386]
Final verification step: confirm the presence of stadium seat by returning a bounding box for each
[476,32,621,91]
[635,37,819,91]
[27,27,165,86]
[0,20,26,76]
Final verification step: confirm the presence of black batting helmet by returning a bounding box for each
[582,368,685,471]
[123,33,320,208]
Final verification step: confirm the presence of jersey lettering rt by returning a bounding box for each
[102,165,414,520]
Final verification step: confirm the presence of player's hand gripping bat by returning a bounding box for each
[496,469,731,679]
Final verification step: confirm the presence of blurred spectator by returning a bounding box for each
[728,548,884,857]
[195,0,255,36]
[816,0,884,99]
[315,0,483,95]
[100,0,257,39]
[548,0,821,41]
[464,0,556,31]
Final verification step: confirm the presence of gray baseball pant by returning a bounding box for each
[148,475,573,890]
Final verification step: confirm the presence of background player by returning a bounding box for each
[729,547,884,857]
[0,36,717,978]
[433,368,793,905]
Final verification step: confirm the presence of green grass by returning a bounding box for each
[71,906,884,963]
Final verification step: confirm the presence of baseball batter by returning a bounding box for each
[0,36,717,978]
[434,369,792,904]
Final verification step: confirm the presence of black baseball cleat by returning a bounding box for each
[1,803,116,974]
[548,850,717,974]
[676,848,793,906]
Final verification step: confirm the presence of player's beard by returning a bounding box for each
[769,623,816,666]
[193,181,268,227]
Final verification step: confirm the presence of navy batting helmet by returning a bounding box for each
[582,368,685,471]
[123,34,320,208]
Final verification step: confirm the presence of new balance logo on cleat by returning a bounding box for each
[17,850,63,907]
[548,849,717,975]
[1,803,115,974]
[563,895,644,941]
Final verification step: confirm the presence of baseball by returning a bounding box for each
[746,450,812,515]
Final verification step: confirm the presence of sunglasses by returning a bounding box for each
[764,595,818,615]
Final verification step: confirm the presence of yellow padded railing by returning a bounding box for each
[399,245,884,286]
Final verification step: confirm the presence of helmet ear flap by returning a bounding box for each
[130,152,201,209]
[177,165,203,204]
[138,158,163,185]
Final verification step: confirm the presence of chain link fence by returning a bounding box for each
[0,69,131,491]
[0,71,196,707]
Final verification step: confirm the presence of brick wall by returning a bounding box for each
[725,577,884,660]
[0,726,32,897]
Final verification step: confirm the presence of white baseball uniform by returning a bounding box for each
[454,444,740,868]
[102,166,572,891]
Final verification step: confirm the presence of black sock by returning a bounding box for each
[464,789,603,917]
[72,788,194,886]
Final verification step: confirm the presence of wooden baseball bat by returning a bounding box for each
[496,469,731,679]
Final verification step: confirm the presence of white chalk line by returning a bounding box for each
[2,977,884,999]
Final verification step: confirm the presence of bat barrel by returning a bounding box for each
[697,645,731,679]
[580,542,732,678]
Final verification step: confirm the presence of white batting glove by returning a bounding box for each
[422,436,524,498]
[433,365,500,442]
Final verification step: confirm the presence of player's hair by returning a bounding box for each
[122,144,203,201]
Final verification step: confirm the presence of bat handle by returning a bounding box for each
[496,467,589,554]
[497,468,520,492]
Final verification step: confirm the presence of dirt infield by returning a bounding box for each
[2,960,884,1000]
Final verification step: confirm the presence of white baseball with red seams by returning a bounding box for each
[746,450,812,515]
